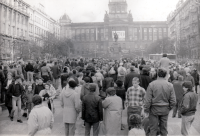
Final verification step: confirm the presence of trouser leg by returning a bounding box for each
[65,123,69,136]
[159,114,169,136]
[11,97,17,117]
[149,113,159,136]
[68,123,75,136]
[172,102,178,117]
[181,115,195,136]
[7,106,12,115]
[93,122,100,136]
[16,97,21,120]
[85,122,92,136]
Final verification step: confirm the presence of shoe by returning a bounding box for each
[10,117,13,121]
[17,120,23,123]
[22,113,27,117]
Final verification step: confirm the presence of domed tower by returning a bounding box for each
[59,13,71,25]
[59,13,72,39]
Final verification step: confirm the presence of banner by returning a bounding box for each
[112,31,125,41]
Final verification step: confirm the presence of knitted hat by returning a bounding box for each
[182,81,193,90]
[106,87,116,96]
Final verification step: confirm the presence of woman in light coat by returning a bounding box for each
[102,87,123,136]
[60,80,80,136]
[28,95,54,136]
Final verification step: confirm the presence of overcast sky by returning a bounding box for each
[24,0,179,22]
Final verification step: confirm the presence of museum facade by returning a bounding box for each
[59,0,168,58]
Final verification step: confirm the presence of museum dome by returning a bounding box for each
[60,13,71,23]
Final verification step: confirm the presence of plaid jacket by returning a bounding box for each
[125,86,146,107]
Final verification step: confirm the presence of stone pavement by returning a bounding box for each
[0,98,200,136]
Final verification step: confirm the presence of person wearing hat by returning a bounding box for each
[180,81,198,136]
[82,83,103,136]
[28,95,54,136]
[102,87,123,136]
[7,75,25,123]
[139,67,152,91]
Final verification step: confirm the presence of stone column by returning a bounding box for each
[5,7,9,35]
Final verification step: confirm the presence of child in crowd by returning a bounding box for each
[25,85,34,119]
[128,114,145,136]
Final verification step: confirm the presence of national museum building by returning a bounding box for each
[59,0,168,58]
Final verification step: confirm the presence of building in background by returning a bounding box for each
[0,0,30,61]
[28,3,60,47]
[167,0,200,59]
[59,0,168,59]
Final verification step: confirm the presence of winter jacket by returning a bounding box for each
[144,78,176,115]
[80,83,99,101]
[102,77,114,92]
[172,80,184,102]
[60,87,80,123]
[51,65,61,79]
[25,63,34,72]
[185,75,195,87]
[180,91,198,116]
[0,70,5,83]
[82,92,103,123]
[7,82,25,97]
[139,74,152,91]
[191,71,199,85]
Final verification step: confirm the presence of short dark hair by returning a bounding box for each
[163,54,167,57]
[116,80,123,87]
[72,70,76,75]
[32,95,42,106]
[157,68,167,78]
[84,77,90,83]
[54,61,58,65]
[68,80,77,88]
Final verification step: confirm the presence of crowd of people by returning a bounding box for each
[0,54,199,136]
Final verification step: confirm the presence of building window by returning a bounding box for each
[149,36,152,40]
[144,36,147,40]
[91,29,94,33]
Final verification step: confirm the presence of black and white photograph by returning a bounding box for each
[0,0,200,136]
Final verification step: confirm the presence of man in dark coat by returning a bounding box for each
[25,62,34,82]
[124,66,140,91]
[82,83,103,136]
[191,69,199,94]
[51,62,61,90]
[172,75,184,118]
[139,68,152,91]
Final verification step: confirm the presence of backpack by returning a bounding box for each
[119,68,126,76]
[109,67,116,75]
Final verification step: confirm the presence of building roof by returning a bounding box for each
[60,13,71,21]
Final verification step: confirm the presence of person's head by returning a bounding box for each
[84,77,90,83]
[32,95,42,106]
[182,81,193,93]
[54,61,58,65]
[178,75,183,81]
[130,66,135,72]
[38,78,43,85]
[27,85,32,92]
[91,72,95,77]
[157,68,167,78]
[43,62,47,66]
[44,83,50,90]
[7,73,12,80]
[89,83,96,92]
[106,87,116,96]
[72,70,76,75]
[163,54,167,57]
[68,80,77,89]
[142,68,149,76]
[139,65,144,71]
[132,77,140,88]
[15,76,22,84]
[9,65,13,69]
[129,114,142,129]
[116,80,123,87]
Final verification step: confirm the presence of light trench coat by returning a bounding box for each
[28,105,54,136]
[60,86,81,123]
[102,95,123,136]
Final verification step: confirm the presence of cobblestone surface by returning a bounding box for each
[0,98,199,136]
